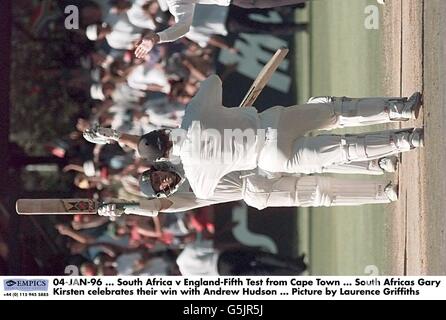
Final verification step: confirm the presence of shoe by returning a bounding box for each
[378,156,398,173]
[388,92,422,121]
[404,92,423,119]
[409,128,424,148]
[384,182,399,202]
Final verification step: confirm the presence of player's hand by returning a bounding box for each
[98,203,125,218]
[135,32,160,58]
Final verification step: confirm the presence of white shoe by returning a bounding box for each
[83,126,120,145]
[384,182,399,202]
[409,128,424,148]
[378,156,398,173]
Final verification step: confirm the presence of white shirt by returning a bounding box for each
[176,239,220,275]
[173,75,264,199]
[157,0,231,43]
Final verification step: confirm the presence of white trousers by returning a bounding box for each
[258,96,411,174]
[243,175,391,210]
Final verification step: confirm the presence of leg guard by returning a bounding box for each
[332,97,390,127]
[296,176,392,207]
[333,96,411,127]
[242,174,393,209]
[341,129,413,162]
[288,129,414,174]
[307,93,422,128]
[322,160,384,175]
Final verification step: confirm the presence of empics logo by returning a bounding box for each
[5,280,17,287]
[3,279,49,292]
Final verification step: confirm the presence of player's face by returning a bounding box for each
[150,170,179,193]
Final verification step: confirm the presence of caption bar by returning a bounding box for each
[1,276,445,300]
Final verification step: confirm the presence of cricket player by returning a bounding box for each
[134,0,309,58]
[85,75,422,199]
[97,161,399,217]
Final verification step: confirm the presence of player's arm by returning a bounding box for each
[98,200,160,218]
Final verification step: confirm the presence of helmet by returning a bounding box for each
[139,162,186,198]
[137,130,170,162]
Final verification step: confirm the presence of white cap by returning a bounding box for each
[86,24,99,41]
[90,84,105,101]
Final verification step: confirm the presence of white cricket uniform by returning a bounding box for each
[137,170,391,212]
[172,75,411,199]
[157,0,231,43]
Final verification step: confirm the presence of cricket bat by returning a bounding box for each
[239,47,289,108]
[15,199,158,217]
[16,199,99,215]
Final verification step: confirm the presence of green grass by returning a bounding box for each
[295,0,393,275]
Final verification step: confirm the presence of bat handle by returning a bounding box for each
[107,202,159,217]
